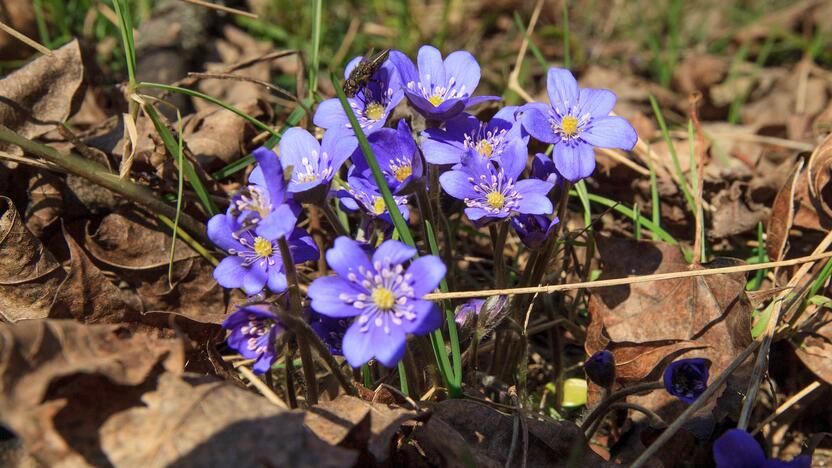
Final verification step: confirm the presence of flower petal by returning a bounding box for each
[713,430,766,468]
[579,88,617,118]
[308,276,365,318]
[439,170,478,200]
[326,236,373,279]
[402,300,442,335]
[554,142,595,182]
[406,256,447,297]
[278,127,321,174]
[267,270,288,293]
[342,321,405,368]
[547,67,580,114]
[313,98,350,131]
[207,214,239,251]
[443,50,480,96]
[288,227,320,264]
[464,95,502,108]
[388,50,417,89]
[322,128,358,175]
[372,326,407,368]
[242,266,268,295]
[213,256,246,289]
[422,137,464,165]
[417,45,446,92]
[515,179,555,214]
[252,146,286,202]
[255,204,298,240]
[521,108,559,144]
[373,239,417,267]
[582,116,637,150]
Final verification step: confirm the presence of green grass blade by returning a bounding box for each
[308,0,322,101]
[32,0,52,48]
[634,203,642,240]
[574,180,592,227]
[562,0,570,68]
[513,12,548,69]
[575,190,677,245]
[112,0,137,86]
[143,103,218,216]
[649,94,696,214]
[168,110,185,285]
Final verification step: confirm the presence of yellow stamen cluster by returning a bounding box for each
[371,287,396,310]
[394,165,413,182]
[428,94,444,107]
[373,197,387,215]
[476,140,493,158]
[253,237,273,257]
[365,102,385,121]
[560,116,579,136]
[486,191,505,209]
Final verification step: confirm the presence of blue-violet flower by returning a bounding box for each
[309,310,350,356]
[422,106,526,166]
[521,67,637,182]
[307,237,446,367]
[223,304,283,374]
[713,429,810,468]
[278,127,357,197]
[352,120,423,193]
[511,214,559,249]
[663,358,710,404]
[584,350,616,388]
[336,169,411,224]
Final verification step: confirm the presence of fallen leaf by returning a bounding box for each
[709,180,768,239]
[0,196,65,322]
[24,170,64,238]
[793,308,832,384]
[806,132,832,222]
[767,159,804,262]
[0,40,84,158]
[183,99,271,169]
[673,54,729,96]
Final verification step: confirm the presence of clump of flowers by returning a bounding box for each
[307,237,446,367]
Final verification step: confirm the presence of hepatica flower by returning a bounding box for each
[223,304,283,374]
[439,150,553,225]
[421,106,527,167]
[208,216,319,295]
[663,358,709,404]
[391,45,499,121]
[308,237,446,367]
[522,67,637,182]
[352,120,423,193]
[714,429,810,468]
[229,147,300,240]
[314,55,403,135]
[531,152,562,186]
[279,127,357,198]
[309,311,349,356]
[336,170,410,224]
[511,214,559,249]
[584,350,616,388]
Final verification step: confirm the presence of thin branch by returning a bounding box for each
[751,380,822,436]
[238,365,289,409]
[0,21,51,55]
[180,0,258,18]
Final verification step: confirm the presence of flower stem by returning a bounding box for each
[320,201,349,237]
[397,361,410,396]
[277,237,319,405]
[490,223,509,288]
[579,381,665,435]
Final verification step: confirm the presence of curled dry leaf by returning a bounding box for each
[806,132,832,222]
[184,99,271,169]
[0,40,84,158]
[24,170,64,237]
[0,196,65,322]
[411,399,613,468]
[793,308,832,384]
[766,159,804,263]
[304,395,421,465]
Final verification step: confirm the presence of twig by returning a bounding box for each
[597,148,650,175]
[751,380,822,436]
[0,21,51,55]
[631,340,761,468]
[238,365,289,409]
[507,0,543,103]
[0,124,209,244]
[423,250,832,301]
[180,0,258,18]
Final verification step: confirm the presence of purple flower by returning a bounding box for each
[309,310,349,356]
[278,127,357,199]
[336,169,411,224]
[584,350,615,388]
[531,153,562,186]
[223,304,283,374]
[352,120,423,193]
[511,214,559,249]
[454,295,508,333]
[421,107,526,166]
[454,298,486,327]
[307,237,446,367]
[208,215,319,295]
[229,147,300,240]
[314,55,404,135]
[439,150,553,225]
[713,429,810,468]
[521,67,637,182]
[390,46,499,121]
[663,358,709,404]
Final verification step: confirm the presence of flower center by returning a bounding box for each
[428,94,444,107]
[371,287,396,310]
[372,197,387,215]
[253,237,273,257]
[672,365,703,396]
[365,102,385,121]
[393,165,412,182]
[476,139,493,158]
[560,116,579,136]
[486,191,505,209]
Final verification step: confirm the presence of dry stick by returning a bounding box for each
[631,340,761,468]
[181,0,258,18]
[238,365,289,409]
[737,229,832,431]
[277,238,319,405]
[423,251,832,301]
[506,0,543,103]
[690,95,706,264]
[750,380,822,436]
[0,21,51,55]
[0,124,209,244]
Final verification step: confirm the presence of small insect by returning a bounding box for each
[343,48,391,98]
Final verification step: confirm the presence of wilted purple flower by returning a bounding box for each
[521,67,637,182]
[390,45,499,121]
[511,214,559,249]
[454,298,486,327]
[313,55,404,135]
[229,147,300,240]
[309,310,349,356]
[713,429,810,468]
[352,120,423,193]
[439,150,553,225]
[278,127,357,199]
[663,358,709,404]
[584,350,615,388]
[307,237,446,367]
[336,169,411,224]
[223,304,283,374]
[208,215,319,295]
[531,153,562,186]
[421,106,526,166]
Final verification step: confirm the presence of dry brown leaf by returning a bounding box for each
[793,308,832,384]
[0,196,65,322]
[673,54,729,96]
[0,0,37,60]
[0,40,84,157]
[305,395,420,464]
[735,0,824,43]
[709,180,768,239]
[806,132,832,221]
[767,159,804,262]
[24,170,64,237]
[412,399,613,468]
[183,99,271,169]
